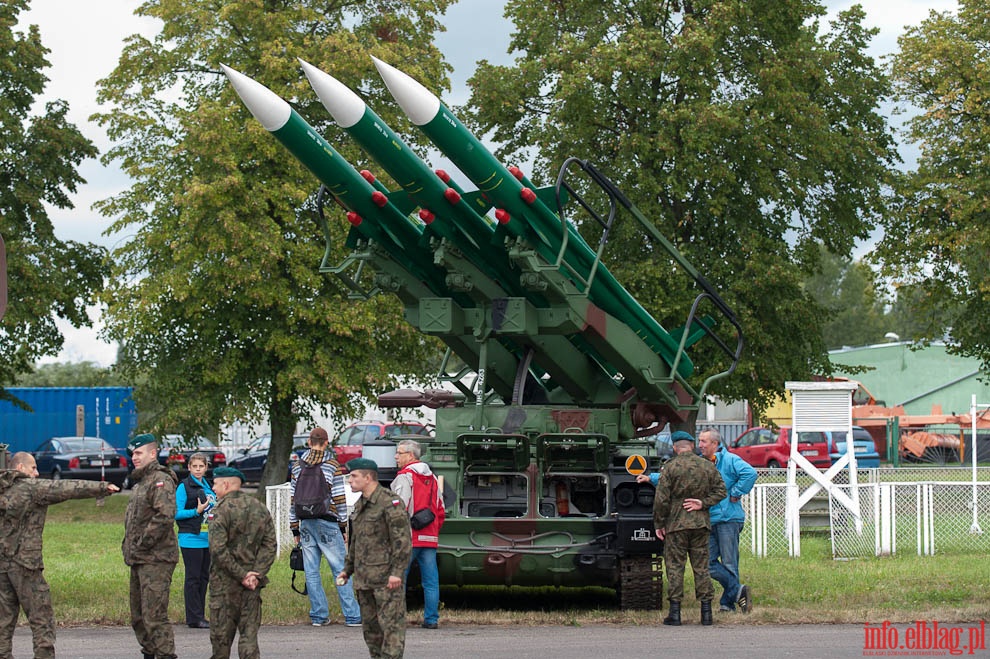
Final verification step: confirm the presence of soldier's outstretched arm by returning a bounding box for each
[29,479,116,507]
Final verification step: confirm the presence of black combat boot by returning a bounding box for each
[701,600,713,626]
[663,600,682,626]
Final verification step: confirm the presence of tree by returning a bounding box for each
[875,0,990,371]
[0,0,107,403]
[804,247,888,350]
[14,361,127,387]
[94,0,452,491]
[466,0,898,417]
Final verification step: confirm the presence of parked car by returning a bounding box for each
[122,435,226,488]
[333,421,432,465]
[157,434,227,478]
[827,426,881,469]
[32,436,129,486]
[728,426,831,469]
[227,434,308,483]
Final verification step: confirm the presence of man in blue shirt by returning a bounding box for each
[697,428,757,613]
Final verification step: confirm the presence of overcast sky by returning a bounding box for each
[19,0,956,367]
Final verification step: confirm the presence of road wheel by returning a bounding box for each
[767,460,781,469]
[52,469,61,481]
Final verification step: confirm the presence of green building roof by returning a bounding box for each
[830,342,990,416]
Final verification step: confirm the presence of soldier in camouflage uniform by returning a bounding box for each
[122,434,179,659]
[0,452,119,659]
[207,466,276,659]
[338,458,412,659]
[653,431,727,626]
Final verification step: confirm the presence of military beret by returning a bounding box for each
[670,430,696,445]
[127,433,157,454]
[346,458,378,473]
[212,466,246,482]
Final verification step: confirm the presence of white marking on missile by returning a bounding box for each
[298,59,366,129]
[220,64,291,132]
[371,56,441,127]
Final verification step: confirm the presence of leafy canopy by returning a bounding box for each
[466,0,899,416]
[877,0,990,371]
[0,0,106,403]
[93,0,452,489]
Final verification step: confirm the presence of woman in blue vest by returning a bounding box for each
[175,452,216,628]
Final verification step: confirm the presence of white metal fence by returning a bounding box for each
[265,483,294,554]
[746,467,990,558]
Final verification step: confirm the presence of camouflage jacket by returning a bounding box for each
[122,462,179,566]
[0,470,114,570]
[653,451,727,533]
[344,485,411,589]
[208,490,276,594]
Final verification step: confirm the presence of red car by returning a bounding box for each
[728,426,830,469]
[333,421,431,465]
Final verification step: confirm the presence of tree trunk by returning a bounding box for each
[257,392,297,498]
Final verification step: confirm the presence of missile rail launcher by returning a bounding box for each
[224,61,742,609]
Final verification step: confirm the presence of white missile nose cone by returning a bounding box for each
[371,56,440,126]
[220,64,291,132]
[299,59,366,129]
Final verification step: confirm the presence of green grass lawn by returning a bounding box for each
[36,496,990,626]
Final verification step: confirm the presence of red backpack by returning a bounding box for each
[406,470,445,532]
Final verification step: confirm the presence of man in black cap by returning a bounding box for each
[653,430,727,626]
[337,458,411,659]
[207,466,276,659]
[123,433,179,659]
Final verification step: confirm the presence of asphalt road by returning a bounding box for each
[12,622,916,658]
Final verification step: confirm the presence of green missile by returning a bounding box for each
[298,59,520,292]
[371,57,694,377]
[219,64,447,294]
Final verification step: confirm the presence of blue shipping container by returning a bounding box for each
[0,387,137,453]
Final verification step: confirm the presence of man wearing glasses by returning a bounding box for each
[390,440,445,629]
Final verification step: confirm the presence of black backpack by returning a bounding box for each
[294,461,331,519]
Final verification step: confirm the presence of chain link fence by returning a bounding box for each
[745,467,990,558]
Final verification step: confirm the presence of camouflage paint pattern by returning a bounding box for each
[129,562,176,659]
[0,470,115,657]
[208,489,276,659]
[653,451,726,603]
[345,485,411,659]
[124,462,179,659]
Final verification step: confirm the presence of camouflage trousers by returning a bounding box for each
[0,566,54,659]
[129,563,177,659]
[355,586,406,659]
[208,583,263,659]
[663,527,714,603]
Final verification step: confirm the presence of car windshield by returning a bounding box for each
[386,423,429,436]
[163,436,214,450]
[61,439,115,453]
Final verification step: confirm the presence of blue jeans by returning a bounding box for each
[709,521,743,610]
[404,547,440,625]
[299,518,361,624]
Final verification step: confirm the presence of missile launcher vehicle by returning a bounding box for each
[224,60,742,609]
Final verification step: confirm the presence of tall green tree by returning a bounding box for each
[14,361,127,387]
[94,0,452,490]
[804,247,888,350]
[876,0,990,371]
[0,0,106,403]
[466,0,898,417]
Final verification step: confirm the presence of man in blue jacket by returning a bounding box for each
[697,428,757,613]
